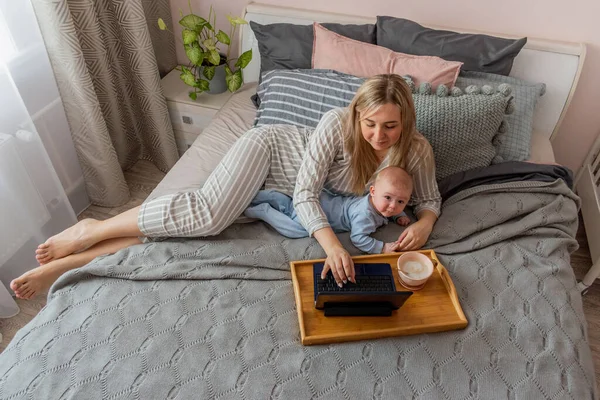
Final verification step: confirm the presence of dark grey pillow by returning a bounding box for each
[249,21,376,106]
[376,16,527,76]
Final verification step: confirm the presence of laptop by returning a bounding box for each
[313,262,413,316]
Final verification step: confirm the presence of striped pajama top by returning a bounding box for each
[294,107,441,236]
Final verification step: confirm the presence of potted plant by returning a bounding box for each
[158,3,252,99]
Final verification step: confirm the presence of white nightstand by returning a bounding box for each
[161,68,232,156]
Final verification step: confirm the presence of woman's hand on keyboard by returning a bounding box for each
[313,227,355,286]
[322,245,355,286]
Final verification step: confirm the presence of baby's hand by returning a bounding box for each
[396,216,411,226]
[382,242,400,254]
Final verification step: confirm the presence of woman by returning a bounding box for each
[11,74,441,299]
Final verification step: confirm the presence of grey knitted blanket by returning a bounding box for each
[0,178,596,399]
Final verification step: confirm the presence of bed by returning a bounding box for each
[0,3,596,399]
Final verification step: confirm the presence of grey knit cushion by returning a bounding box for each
[255,69,513,180]
[456,71,545,162]
[409,80,513,180]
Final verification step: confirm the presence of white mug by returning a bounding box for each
[397,252,435,289]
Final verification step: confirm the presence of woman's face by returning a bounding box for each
[359,103,402,153]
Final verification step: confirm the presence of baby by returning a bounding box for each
[244,166,412,254]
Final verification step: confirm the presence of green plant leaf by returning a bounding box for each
[185,43,204,66]
[205,22,214,31]
[226,68,243,92]
[224,65,232,77]
[195,79,210,91]
[227,15,248,26]
[235,49,252,69]
[180,67,196,87]
[189,91,197,100]
[203,38,216,50]
[157,18,167,30]
[182,29,197,45]
[215,30,230,45]
[208,50,221,65]
[202,66,215,80]
[179,14,207,31]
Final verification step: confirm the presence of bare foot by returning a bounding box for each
[35,243,51,265]
[14,236,143,300]
[36,219,99,263]
[10,261,71,299]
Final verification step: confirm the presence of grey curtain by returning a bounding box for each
[31,0,179,207]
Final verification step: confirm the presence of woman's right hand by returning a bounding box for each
[313,227,355,286]
[321,245,355,285]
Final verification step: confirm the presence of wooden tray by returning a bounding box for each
[290,250,468,345]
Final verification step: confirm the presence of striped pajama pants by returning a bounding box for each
[138,125,311,237]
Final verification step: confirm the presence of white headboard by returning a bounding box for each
[239,2,586,141]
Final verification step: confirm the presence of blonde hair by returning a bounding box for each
[344,74,418,194]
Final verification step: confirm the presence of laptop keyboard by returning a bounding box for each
[316,274,395,293]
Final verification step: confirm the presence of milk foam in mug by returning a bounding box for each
[397,252,434,289]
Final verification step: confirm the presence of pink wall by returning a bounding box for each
[170,0,600,173]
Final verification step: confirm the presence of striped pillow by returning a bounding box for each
[254,69,363,128]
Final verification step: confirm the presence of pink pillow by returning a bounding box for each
[312,22,462,88]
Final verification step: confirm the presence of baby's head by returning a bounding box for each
[369,166,413,217]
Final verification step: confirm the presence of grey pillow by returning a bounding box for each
[254,69,364,128]
[255,69,513,181]
[412,83,513,180]
[249,21,375,106]
[456,71,545,162]
[376,16,527,76]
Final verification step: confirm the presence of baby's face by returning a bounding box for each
[370,178,411,217]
